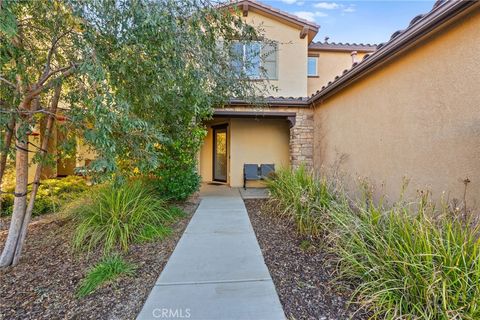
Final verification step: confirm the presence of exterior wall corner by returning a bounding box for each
[289,108,314,170]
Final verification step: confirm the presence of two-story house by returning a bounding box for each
[27,0,374,186]
[198,0,375,187]
[30,0,480,206]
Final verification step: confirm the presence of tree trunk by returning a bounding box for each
[0,116,15,213]
[0,120,29,267]
[12,85,61,266]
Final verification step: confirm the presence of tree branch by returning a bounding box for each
[38,29,73,85]
[37,64,73,88]
[0,115,15,214]
[0,76,16,89]
[25,64,76,103]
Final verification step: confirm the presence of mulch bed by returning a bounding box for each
[245,199,367,320]
[0,196,199,320]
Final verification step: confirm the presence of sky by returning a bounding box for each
[261,0,436,44]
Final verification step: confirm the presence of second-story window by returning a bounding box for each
[231,41,277,80]
[308,56,318,77]
[245,42,261,78]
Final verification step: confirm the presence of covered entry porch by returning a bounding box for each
[198,110,298,188]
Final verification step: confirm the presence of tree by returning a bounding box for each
[0,0,268,267]
[75,0,269,180]
[0,0,85,267]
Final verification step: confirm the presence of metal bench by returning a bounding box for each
[243,163,275,189]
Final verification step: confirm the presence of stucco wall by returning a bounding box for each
[27,128,97,182]
[243,11,308,97]
[307,50,368,96]
[199,117,291,187]
[313,8,480,205]
[76,139,97,168]
[230,118,290,186]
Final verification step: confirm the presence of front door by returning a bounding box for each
[212,124,228,182]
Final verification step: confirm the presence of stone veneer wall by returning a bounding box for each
[218,106,314,170]
[289,108,314,170]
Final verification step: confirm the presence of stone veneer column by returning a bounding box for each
[289,108,314,170]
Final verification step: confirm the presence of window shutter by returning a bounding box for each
[262,42,278,80]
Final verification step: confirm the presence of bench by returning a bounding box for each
[243,163,275,189]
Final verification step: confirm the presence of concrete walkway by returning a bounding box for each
[137,186,284,320]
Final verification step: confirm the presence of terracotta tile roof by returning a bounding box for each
[309,42,377,52]
[308,0,479,104]
[229,96,309,107]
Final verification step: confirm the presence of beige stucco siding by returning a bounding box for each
[199,117,290,187]
[244,11,308,97]
[313,8,480,205]
[230,118,290,187]
[307,50,368,96]
[76,139,97,168]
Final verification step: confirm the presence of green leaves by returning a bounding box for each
[70,0,267,183]
[70,180,178,254]
[76,255,136,298]
[268,167,480,319]
[2,0,267,200]
[266,165,337,238]
[0,0,18,38]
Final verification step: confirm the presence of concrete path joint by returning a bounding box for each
[137,186,285,320]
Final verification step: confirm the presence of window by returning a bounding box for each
[307,56,318,77]
[230,41,277,79]
[245,42,261,78]
[262,42,278,80]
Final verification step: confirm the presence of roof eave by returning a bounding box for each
[308,47,376,53]
[228,98,310,107]
[309,0,479,105]
[229,0,320,42]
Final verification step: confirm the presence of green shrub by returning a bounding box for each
[0,176,88,217]
[331,197,480,319]
[266,165,336,238]
[0,194,14,217]
[134,224,172,243]
[152,165,200,201]
[71,180,182,253]
[267,167,480,319]
[76,255,135,297]
[151,138,202,201]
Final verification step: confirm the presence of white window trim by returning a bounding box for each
[307,56,318,77]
